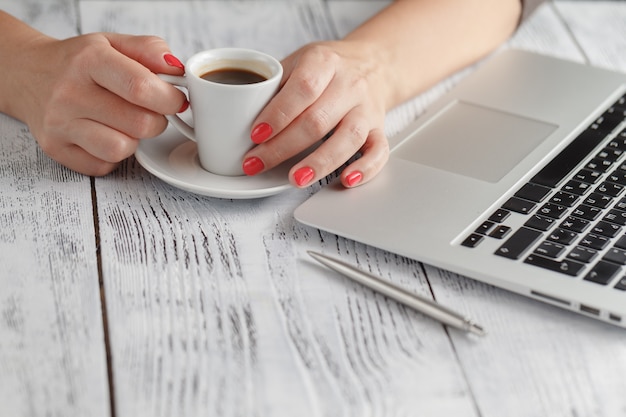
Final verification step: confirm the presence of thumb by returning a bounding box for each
[103,33,185,75]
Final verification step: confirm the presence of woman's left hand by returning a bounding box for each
[241,40,390,188]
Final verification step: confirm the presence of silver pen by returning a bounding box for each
[307,251,486,336]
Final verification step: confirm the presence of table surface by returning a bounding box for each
[2,1,626,416]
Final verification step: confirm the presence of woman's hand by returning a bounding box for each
[241,40,390,188]
[7,31,188,176]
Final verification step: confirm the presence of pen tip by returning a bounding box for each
[468,322,487,337]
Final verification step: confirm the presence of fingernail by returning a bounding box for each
[242,156,265,176]
[164,53,184,70]
[294,166,315,187]
[178,99,189,113]
[345,171,363,187]
[251,122,272,144]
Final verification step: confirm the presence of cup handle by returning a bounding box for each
[158,74,196,142]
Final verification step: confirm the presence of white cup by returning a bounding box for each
[159,48,283,176]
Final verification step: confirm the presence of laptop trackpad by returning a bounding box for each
[393,101,558,183]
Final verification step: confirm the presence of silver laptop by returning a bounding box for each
[294,49,626,328]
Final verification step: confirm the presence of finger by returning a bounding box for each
[245,75,363,175]
[51,143,121,177]
[287,107,373,188]
[251,45,337,144]
[104,33,185,76]
[76,85,169,139]
[88,37,186,116]
[63,118,140,165]
[339,128,389,188]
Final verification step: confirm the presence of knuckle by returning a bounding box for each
[125,75,153,102]
[307,43,339,65]
[295,72,321,100]
[344,122,367,146]
[133,35,166,61]
[303,108,332,137]
[129,112,165,139]
[36,133,57,157]
[67,35,107,69]
[103,137,135,163]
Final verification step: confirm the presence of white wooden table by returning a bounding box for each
[1,1,626,416]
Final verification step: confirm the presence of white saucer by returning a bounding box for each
[135,126,293,199]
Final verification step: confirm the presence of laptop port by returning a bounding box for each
[530,290,570,306]
[609,313,622,322]
[580,304,600,316]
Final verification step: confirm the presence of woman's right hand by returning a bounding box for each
[4,29,188,175]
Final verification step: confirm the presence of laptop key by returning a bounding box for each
[603,248,626,265]
[562,180,592,196]
[489,225,512,239]
[537,202,568,219]
[567,246,598,263]
[582,192,613,209]
[571,204,602,221]
[531,128,608,188]
[585,157,613,173]
[595,181,623,197]
[603,209,626,226]
[580,233,611,250]
[502,196,536,214]
[614,235,626,250]
[607,169,626,186]
[515,183,552,202]
[489,208,511,223]
[524,214,557,231]
[461,233,484,248]
[495,227,542,260]
[615,276,626,291]
[583,260,621,285]
[474,220,496,235]
[590,220,622,238]
[550,191,579,207]
[574,169,602,184]
[559,216,590,233]
[546,228,578,245]
[534,241,565,258]
[524,254,585,277]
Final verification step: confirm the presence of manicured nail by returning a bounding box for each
[164,53,184,70]
[178,99,189,113]
[294,166,315,187]
[251,122,272,144]
[345,171,363,187]
[242,156,265,176]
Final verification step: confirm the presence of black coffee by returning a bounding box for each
[200,68,267,85]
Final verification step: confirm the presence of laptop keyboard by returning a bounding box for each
[462,93,626,292]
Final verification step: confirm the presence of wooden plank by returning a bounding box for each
[0,1,110,416]
[554,0,626,71]
[84,1,477,416]
[426,3,626,417]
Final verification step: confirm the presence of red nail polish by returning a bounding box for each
[242,157,265,176]
[345,171,363,187]
[251,122,272,144]
[178,99,189,113]
[294,167,315,187]
[164,53,184,70]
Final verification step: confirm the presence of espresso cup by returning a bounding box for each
[159,48,283,176]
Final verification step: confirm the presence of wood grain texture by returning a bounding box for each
[0,3,110,417]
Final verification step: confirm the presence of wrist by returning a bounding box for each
[0,12,53,122]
